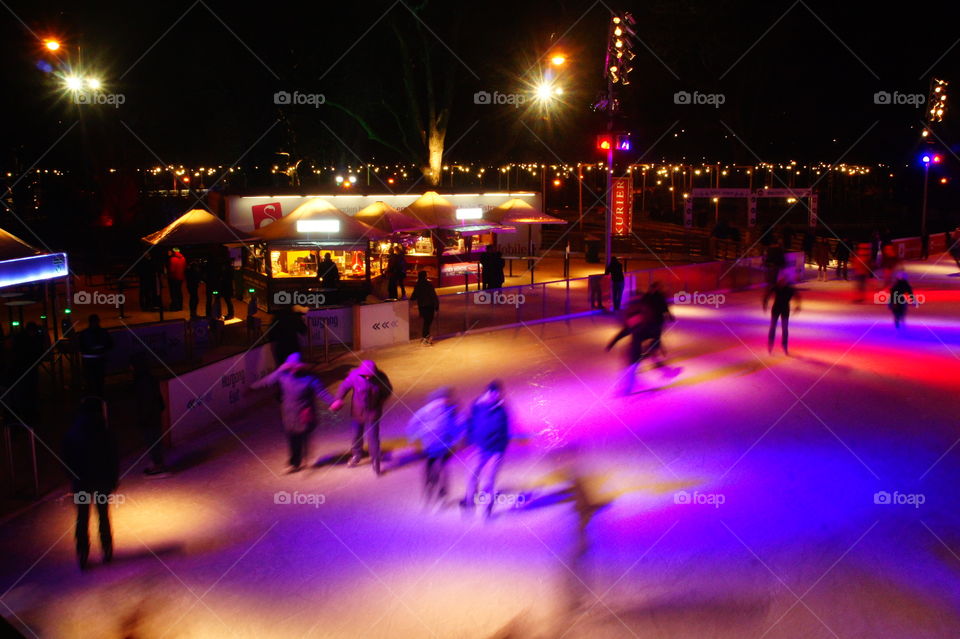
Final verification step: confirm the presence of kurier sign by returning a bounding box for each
[611,177,632,236]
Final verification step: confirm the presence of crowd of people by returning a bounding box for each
[136,246,240,320]
[53,223,956,572]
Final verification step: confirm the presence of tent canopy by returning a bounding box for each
[253,198,387,241]
[0,228,44,261]
[143,209,255,246]
[484,198,567,225]
[399,191,459,229]
[355,201,425,234]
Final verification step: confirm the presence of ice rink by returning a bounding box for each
[3,258,959,638]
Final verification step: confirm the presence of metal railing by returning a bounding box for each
[415,257,776,339]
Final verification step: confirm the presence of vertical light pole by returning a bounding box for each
[598,11,636,262]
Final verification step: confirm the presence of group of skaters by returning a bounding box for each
[250,352,511,516]
[62,342,514,570]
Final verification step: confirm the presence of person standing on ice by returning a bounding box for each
[330,360,393,476]
[763,276,801,355]
[461,380,510,519]
[887,271,918,330]
[407,387,462,503]
[63,396,118,571]
[251,352,334,473]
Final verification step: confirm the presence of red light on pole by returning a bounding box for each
[933,154,943,164]
[596,134,613,151]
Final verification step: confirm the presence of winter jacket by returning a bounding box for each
[407,398,462,457]
[604,260,625,282]
[467,397,510,453]
[77,327,113,358]
[63,412,119,494]
[335,368,393,422]
[253,367,333,434]
[168,253,186,281]
[410,280,439,312]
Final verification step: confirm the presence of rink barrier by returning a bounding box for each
[417,253,804,339]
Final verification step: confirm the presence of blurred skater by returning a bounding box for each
[461,380,511,519]
[887,271,919,330]
[641,281,675,361]
[763,276,801,355]
[63,397,118,570]
[251,352,334,472]
[407,387,462,504]
[605,293,658,394]
[331,360,393,476]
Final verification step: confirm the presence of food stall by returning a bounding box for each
[245,198,388,310]
[399,191,515,286]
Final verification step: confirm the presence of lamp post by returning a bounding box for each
[596,11,636,262]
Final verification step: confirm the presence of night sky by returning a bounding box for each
[1,0,958,172]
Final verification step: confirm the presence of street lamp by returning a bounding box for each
[44,39,61,52]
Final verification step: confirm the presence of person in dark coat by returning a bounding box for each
[131,352,168,476]
[606,293,659,394]
[479,246,493,290]
[185,259,202,319]
[407,387,462,503]
[763,276,801,355]
[135,253,159,311]
[317,253,340,289]
[605,257,626,311]
[77,314,113,397]
[461,380,510,518]
[269,308,307,365]
[490,249,506,289]
[409,270,439,345]
[251,352,334,472]
[63,396,119,570]
[167,248,186,311]
[887,271,918,329]
[330,360,393,476]
[640,281,674,361]
[834,239,851,281]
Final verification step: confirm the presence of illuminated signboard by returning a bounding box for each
[296,220,340,233]
[455,207,483,220]
[611,177,632,236]
[0,252,69,288]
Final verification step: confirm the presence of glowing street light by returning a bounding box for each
[64,76,83,91]
[44,39,61,51]
[550,53,566,66]
[86,78,101,90]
